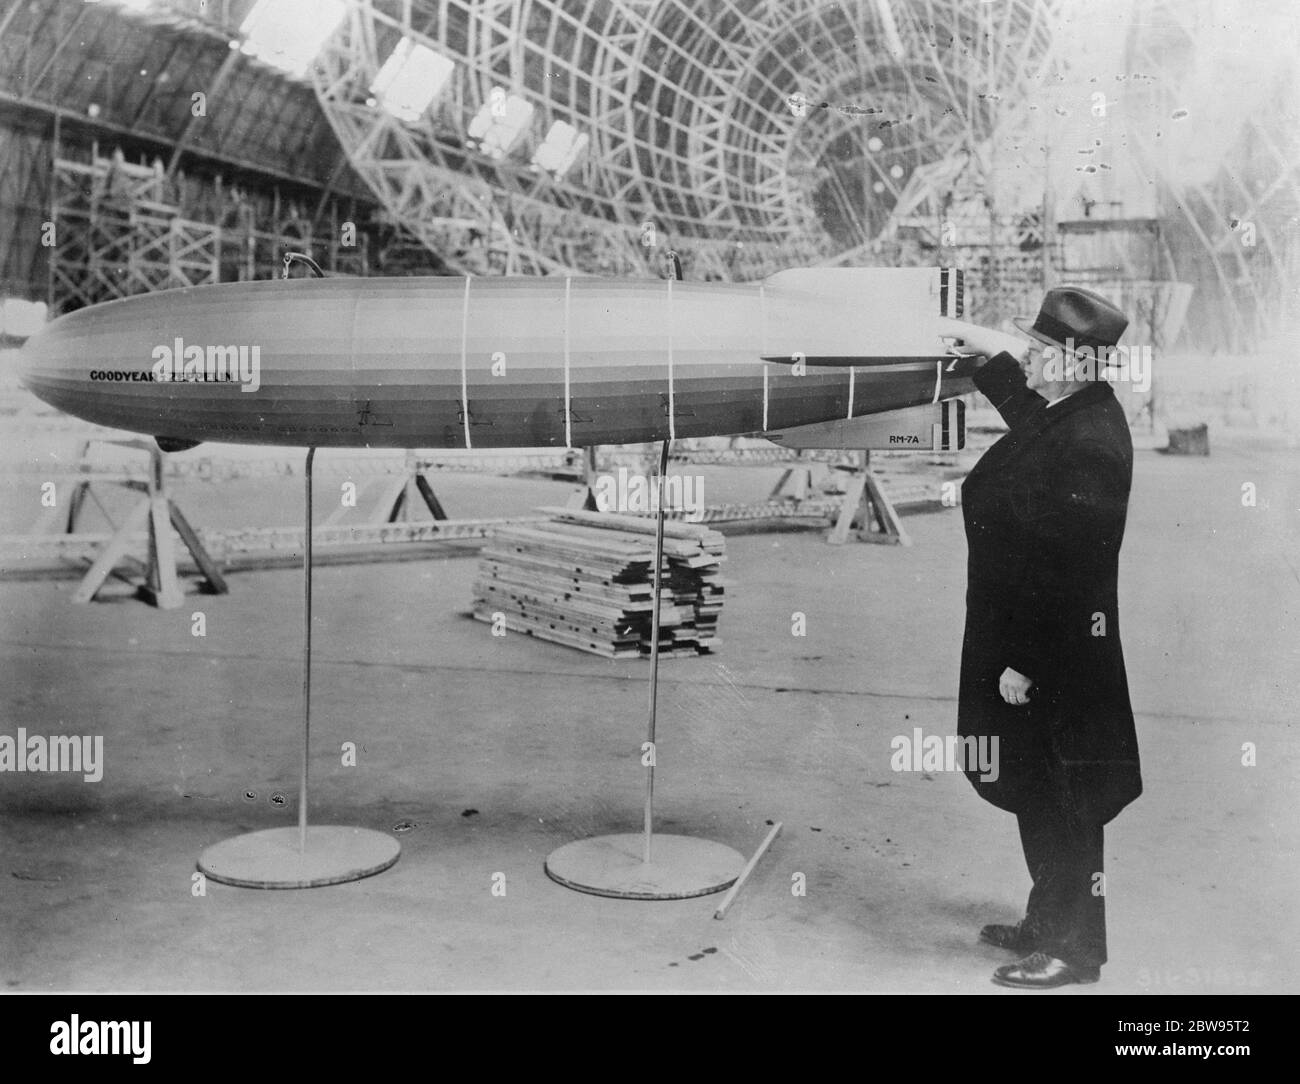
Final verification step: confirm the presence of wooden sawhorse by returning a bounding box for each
[64,439,228,607]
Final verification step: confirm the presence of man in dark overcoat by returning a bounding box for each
[939,287,1143,988]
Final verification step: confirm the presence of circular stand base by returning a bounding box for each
[545,833,744,899]
[198,826,400,889]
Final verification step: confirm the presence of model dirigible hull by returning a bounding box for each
[17,267,971,450]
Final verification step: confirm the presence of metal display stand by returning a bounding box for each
[545,440,745,899]
[198,448,400,888]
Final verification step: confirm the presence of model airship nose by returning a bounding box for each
[16,313,59,399]
[15,297,181,438]
[14,287,279,440]
[17,307,93,419]
[10,309,45,393]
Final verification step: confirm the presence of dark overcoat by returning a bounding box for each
[958,352,1142,825]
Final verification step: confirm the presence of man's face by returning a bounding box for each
[1019,341,1061,392]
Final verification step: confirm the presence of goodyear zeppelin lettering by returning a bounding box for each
[149,339,261,392]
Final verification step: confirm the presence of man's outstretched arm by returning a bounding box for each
[935,316,1043,430]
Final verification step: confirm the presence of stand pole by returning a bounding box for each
[544,438,744,899]
[299,447,315,854]
[642,439,670,864]
[195,445,399,889]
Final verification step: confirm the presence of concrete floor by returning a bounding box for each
[1,436,1297,993]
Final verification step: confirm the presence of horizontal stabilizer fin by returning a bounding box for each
[764,400,964,451]
[763,266,963,318]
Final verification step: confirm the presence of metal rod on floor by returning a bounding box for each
[299,446,316,855]
[713,821,783,920]
[642,438,671,865]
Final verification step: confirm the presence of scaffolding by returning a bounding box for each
[45,146,380,315]
[49,150,219,311]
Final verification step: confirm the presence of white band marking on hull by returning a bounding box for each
[460,277,472,451]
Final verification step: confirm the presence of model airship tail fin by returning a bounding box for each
[764,266,962,317]
[765,400,965,451]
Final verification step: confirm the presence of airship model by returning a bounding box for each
[17,265,971,452]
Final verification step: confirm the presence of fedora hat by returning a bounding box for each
[1013,287,1128,357]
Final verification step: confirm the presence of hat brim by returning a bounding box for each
[1011,317,1069,353]
[1012,318,1125,371]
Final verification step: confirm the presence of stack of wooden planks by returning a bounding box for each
[472,507,725,658]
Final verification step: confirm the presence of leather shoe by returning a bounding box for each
[979,922,1036,953]
[992,951,1100,989]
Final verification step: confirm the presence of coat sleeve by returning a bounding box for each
[999,437,1129,682]
[973,351,1045,431]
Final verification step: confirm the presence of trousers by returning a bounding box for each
[1017,790,1107,972]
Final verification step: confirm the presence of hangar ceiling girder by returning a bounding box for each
[5,0,1289,347]
[313,0,1061,278]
